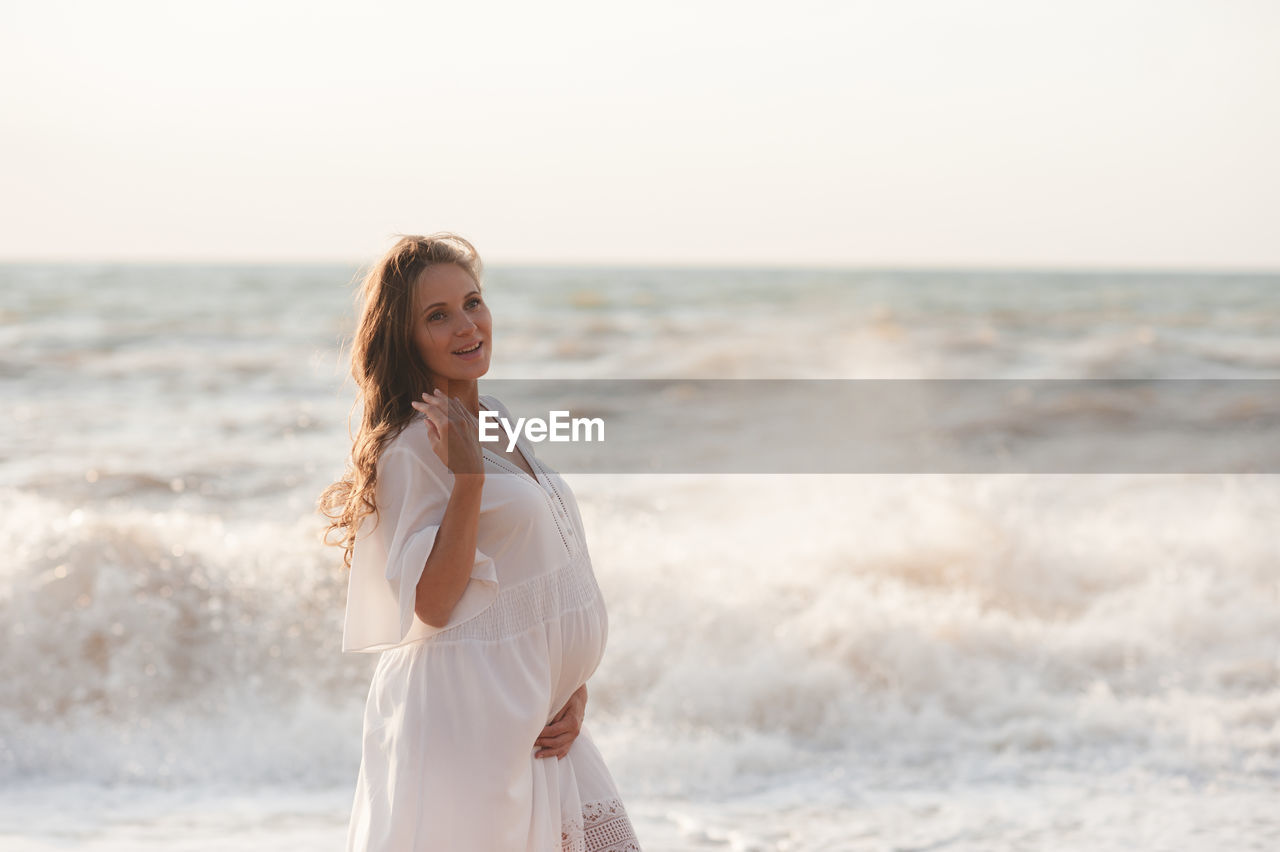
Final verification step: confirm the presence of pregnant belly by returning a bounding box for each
[545,596,607,724]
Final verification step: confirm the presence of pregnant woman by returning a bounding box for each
[320,234,640,851]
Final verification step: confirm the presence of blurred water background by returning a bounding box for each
[1,264,1278,850]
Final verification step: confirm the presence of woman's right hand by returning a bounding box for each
[411,390,486,477]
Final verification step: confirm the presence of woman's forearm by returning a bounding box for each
[414,474,485,627]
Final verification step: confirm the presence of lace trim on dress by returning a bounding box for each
[425,550,602,644]
[561,797,642,852]
[480,425,577,559]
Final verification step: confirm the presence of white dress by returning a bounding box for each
[342,394,641,852]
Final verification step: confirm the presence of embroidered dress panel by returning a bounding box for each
[560,797,643,852]
[428,549,601,644]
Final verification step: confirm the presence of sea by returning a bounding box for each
[1,264,1277,850]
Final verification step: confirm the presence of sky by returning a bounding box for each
[1,0,1277,268]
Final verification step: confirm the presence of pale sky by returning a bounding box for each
[2,0,1277,268]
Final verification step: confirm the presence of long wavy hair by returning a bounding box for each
[319,233,484,568]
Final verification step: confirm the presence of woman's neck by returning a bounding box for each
[434,380,481,418]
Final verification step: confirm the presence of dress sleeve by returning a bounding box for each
[341,445,498,653]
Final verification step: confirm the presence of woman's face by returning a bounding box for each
[411,262,492,388]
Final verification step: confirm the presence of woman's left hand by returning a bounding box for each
[534,684,587,760]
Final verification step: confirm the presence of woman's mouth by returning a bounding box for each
[453,340,483,360]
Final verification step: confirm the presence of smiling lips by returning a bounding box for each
[453,340,484,358]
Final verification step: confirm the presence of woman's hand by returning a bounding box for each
[534,684,587,760]
[411,390,485,477]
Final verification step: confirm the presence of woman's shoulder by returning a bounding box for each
[379,417,440,473]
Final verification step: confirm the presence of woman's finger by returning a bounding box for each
[535,742,571,759]
[542,711,583,733]
[536,731,575,748]
[418,391,452,424]
[535,727,561,744]
[410,399,434,422]
[541,715,580,736]
[411,401,441,441]
[414,393,441,416]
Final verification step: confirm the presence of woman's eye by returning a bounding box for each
[428,299,479,321]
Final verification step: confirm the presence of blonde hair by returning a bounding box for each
[318,233,484,568]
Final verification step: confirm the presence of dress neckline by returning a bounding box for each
[478,402,543,488]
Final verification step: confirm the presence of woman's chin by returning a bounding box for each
[438,363,489,382]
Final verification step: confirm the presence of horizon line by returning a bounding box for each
[1,257,1278,276]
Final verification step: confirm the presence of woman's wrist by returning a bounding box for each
[452,472,486,492]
